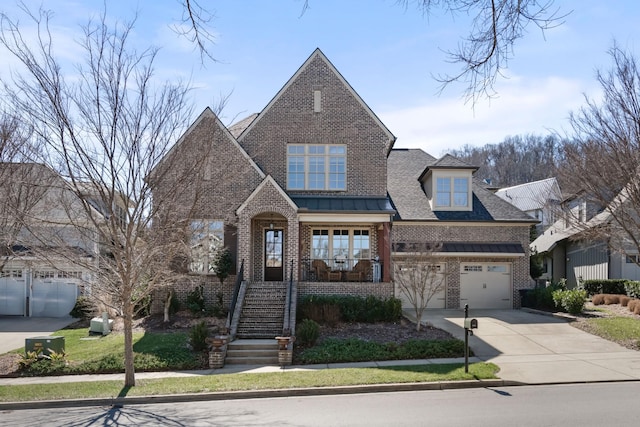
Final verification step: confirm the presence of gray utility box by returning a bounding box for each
[25,336,65,356]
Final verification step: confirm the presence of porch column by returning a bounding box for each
[378,222,392,282]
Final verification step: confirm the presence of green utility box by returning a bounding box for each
[25,336,65,357]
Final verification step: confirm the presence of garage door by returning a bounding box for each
[0,272,27,316]
[395,264,446,309]
[31,272,78,317]
[460,263,511,309]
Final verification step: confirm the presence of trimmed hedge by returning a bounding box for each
[625,281,640,298]
[297,295,402,324]
[581,279,627,296]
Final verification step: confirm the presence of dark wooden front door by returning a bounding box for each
[264,229,284,281]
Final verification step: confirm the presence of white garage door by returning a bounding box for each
[460,263,511,309]
[0,273,27,316]
[395,264,446,309]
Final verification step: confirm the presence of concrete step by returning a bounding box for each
[225,339,280,365]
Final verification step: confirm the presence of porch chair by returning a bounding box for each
[312,259,342,281]
[346,259,372,282]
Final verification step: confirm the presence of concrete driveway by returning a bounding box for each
[0,316,75,354]
[414,309,640,384]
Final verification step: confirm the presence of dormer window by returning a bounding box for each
[436,177,469,208]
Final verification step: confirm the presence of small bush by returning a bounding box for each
[296,319,320,347]
[209,292,228,318]
[189,320,209,352]
[603,294,621,305]
[522,280,566,310]
[69,296,96,319]
[625,281,640,298]
[552,289,587,315]
[186,286,205,315]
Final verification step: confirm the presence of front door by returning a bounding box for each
[264,229,284,281]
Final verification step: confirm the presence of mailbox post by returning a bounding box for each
[463,304,478,373]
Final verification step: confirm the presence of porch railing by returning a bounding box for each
[299,258,382,282]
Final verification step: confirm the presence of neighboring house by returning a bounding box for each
[152,49,537,341]
[495,177,561,234]
[531,191,640,287]
[388,150,537,309]
[0,163,96,317]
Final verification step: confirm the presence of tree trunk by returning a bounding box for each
[123,300,136,387]
[163,289,173,323]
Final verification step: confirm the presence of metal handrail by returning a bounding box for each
[225,259,244,334]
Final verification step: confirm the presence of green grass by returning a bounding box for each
[0,363,499,402]
[16,328,204,376]
[580,317,640,348]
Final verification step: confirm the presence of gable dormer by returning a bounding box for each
[419,154,478,212]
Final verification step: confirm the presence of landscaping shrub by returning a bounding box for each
[295,337,466,364]
[625,281,640,298]
[604,294,621,305]
[297,295,402,324]
[552,289,587,315]
[522,280,566,310]
[69,296,96,319]
[186,286,205,314]
[296,319,320,347]
[581,279,627,296]
[189,320,209,352]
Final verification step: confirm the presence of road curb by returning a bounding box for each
[0,379,513,410]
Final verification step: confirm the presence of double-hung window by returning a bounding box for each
[434,175,470,209]
[287,144,346,190]
[190,220,224,273]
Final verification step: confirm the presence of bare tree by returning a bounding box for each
[560,44,640,263]
[0,6,208,387]
[392,242,450,331]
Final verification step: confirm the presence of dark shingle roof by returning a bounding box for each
[387,149,535,223]
[292,196,394,213]
[393,241,525,254]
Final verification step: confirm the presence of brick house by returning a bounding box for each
[153,49,536,342]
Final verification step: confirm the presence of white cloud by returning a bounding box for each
[379,75,595,156]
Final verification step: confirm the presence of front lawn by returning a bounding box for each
[573,317,640,350]
[0,363,500,402]
[17,328,205,376]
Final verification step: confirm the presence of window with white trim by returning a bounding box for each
[436,176,469,208]
[190,220,224,273]
[287,144,346,190]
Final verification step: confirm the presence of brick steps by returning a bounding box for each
[236,281,286,340]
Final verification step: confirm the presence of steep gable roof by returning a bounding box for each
[238,48,395,153]
[418,153,478,181]
[151,107,265,180]
[388,148,535,223]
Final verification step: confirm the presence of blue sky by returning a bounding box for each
[2,1,640,156]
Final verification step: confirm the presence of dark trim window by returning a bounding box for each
[311,228,370,261]
[287,144,346,190]
[190,220,224,273]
